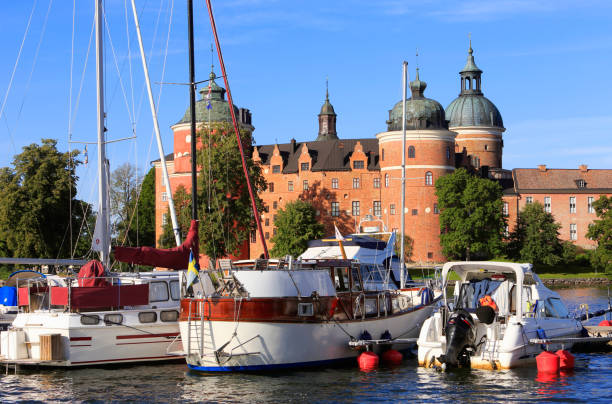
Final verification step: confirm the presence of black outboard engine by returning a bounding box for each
[438,309,475,368]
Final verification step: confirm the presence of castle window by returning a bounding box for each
[425,171,433,186]
[408,146,415,159]
[250,231,256,243]
[352,178,360,189]
[273,228,277,236]
[265,232,270,240]
[390,204,396,215]
[433,203,439,214]
[288,181,294,192]
[300,162,310,171]
[446,147,450,160]
[162,213,168,226]
[382,148,385,161]
[273,201,278,210]
[373,178,380,189]
[274,214,278,223]
[161,192,168,202]
[526,196,533,204]
[588,196,594,213]
[272,165,281,173]
[352,201,360,216]
[484,145,488,151]
[544,197,551,213]
[473,156,480,168]
[331,202,340,217]
[332,178,338,189]
[504,225,509,238]
[385,174,389,187]
[412,209,418,216]
[373,201,382,217]
[303,180,309,191]
[427,252,433,260]
[353,160,364,169]
[570,223,577,241]
[269,182,274,193]
[503,202,509,216]
[569,196,576,213]
[577,179,586,188]
[265,218,269,226]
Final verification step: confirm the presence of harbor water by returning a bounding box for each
[1,287,611,403]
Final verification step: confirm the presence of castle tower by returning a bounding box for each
[446,42,505,169]
[377,69,456,263]
[316,82,338,141]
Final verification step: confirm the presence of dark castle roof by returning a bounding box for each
[255,138,380,173]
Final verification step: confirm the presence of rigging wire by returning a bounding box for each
[69,0,76,258]
[0,0,38,156]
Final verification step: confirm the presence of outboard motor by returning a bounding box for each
[438,309,475,368]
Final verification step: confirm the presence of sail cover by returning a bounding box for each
[113,220,199,270]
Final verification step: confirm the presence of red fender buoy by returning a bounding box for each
[358,351,379,371]
[598,319,612,326]
[381,349,403,366]
[555,350,574,370]
[536,351,559,374]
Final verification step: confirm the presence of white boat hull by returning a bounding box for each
[181,306,434,371]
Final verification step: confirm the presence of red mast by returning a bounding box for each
[204,0,269,259]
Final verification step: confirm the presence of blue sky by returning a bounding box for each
[1,0,611,205]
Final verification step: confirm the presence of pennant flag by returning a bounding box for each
[205,84,212,110]
[385,230,396,256]
[186,249,200,288]
[334,224,345,241]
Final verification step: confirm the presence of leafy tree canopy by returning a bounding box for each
[270,200,324,257]
[158,185,192,248]
[435,168,505,260]
[0,139,92,258]
[507,201,562,266]
[586,195,612,273]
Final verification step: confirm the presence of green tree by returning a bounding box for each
[586,195,612,273]
[435,168,505,260]
[110,163,141,245]
[197,123,266,259]
[507,202,563,266]
[129,167,156,247]
[0,139,90,258]
[270,200,324,257]
[158,185,192,248]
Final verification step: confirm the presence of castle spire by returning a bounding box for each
[460,38,482,95]
[316,78,338,141]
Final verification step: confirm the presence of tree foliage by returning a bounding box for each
[197,123,266,259]
[435,168,505,260]
[110,164,156,247]
[586,195,612,273]
[270,200,324,257]
[158,185,191,248]
[0,139,92,258]
[507,202,563,266]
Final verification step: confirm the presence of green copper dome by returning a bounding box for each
[387,69,449,131]
[176,72,240,125]
[446,44,504,129]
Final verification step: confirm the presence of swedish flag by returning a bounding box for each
[186,249,200,288]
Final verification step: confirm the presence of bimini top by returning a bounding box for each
[442,261,538,286]
[299,234,396,266]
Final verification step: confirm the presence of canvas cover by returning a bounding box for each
[78,260,108,287]
[113,220,198,270]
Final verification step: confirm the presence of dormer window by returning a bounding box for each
[576,179,586,188]
[353,160,364,169]
[300,162,310,171]
[272,165,281,173]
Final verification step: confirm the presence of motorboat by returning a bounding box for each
[2,265,181,366]
[417,261,583,370]
[178,257,439,372]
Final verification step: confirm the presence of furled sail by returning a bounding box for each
[113,220,199,270]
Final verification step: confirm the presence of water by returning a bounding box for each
[1,288,611,403]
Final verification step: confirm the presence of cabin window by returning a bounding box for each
[351,267,362,292]
[80,315,100,325]
[170,280,180,300]
[139,312,157,323]
[150,281,169,302]
[297,303,314,317]
[104,314,123,325]
[160,310,179,322]
[333,267,350,292]
[543,298,569,318]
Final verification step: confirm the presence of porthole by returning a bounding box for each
[160,310,179,322]
[104,314,123,325]
[138,311,157,323]
[80,315,100,325]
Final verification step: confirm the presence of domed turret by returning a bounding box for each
[445,42,505,169]
[386,69,448,131]
[316,81,338,141]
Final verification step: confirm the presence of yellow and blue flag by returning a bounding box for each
[186,249,200,288]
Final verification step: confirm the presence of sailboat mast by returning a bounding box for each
[188,0,198,221]
[129,0,182,247]
[95,0,110,269]
[400,61,407,289]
